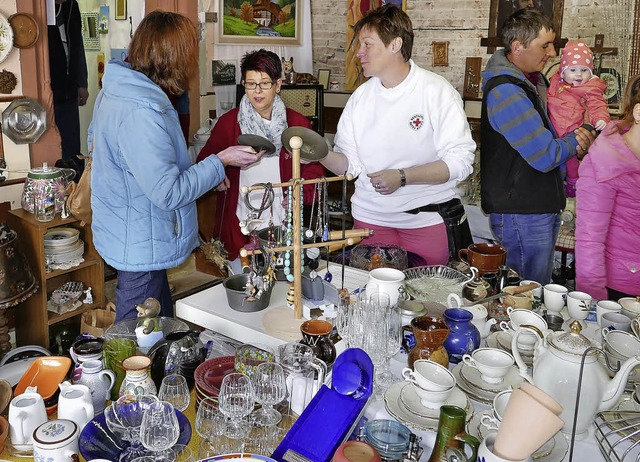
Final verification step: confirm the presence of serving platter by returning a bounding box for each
[403,265,466,304]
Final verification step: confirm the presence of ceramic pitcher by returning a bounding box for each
[408,315,450,369]
[57,382,94,431]
[73,359,115,414]
[8,392,47,451]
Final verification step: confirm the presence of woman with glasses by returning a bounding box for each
[197,49,324,273]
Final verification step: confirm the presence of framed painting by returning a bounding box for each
[115,0,127,20]
[212,59,237,86]
[599,68,622,106]
[317,69,330,90]
[483,0,564,49]
[81,12,99,50]
[218,0,302,45]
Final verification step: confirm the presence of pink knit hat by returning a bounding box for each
[560,40,594,79]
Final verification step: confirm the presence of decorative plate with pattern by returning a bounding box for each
[0,14,13,63]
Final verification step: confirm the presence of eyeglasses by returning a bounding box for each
[243,81,274,90]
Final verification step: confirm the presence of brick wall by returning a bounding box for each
[311,0,634,94]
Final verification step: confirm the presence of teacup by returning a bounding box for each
[480,389,513,433]
[519,280,542,298]
[620,297,640,320]
[401,359,455,391]
[462,348,514,384]
[596,300,623,326]
[543,284,568,312]
[566,291,592,320]
[411,382,455,409]
[602,328,640,358]
[601,312,632,332]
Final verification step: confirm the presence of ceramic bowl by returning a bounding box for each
[79,402,191,461]
[14,356,72,400]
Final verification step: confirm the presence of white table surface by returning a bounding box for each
[177,274,619,461]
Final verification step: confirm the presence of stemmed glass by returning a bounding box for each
[171,444,195,462]
[195,396,226,453]
[218,372,255,440]
[251,361,287,426]
[104,394,159,462]
[378,304,403,390]
[158,374,190,412]
[139,401,180,456]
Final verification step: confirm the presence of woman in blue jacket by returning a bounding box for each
[90,11,261,321]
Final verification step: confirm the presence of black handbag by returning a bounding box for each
[405,198,473,261]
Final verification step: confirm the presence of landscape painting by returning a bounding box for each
[218,0,302,45]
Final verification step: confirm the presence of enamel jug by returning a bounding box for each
[21,162,76,213]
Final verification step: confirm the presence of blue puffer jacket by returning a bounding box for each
[89,60,225,271]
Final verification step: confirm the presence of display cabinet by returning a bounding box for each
[7,208,105,348]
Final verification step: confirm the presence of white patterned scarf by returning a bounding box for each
[237,94,288,155]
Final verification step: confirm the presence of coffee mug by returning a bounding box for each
[543,284,568,313]
[596,300,623,326]
[8,392,48,450]
[458,243,507,275]
[566,291,592,320]
[366,268,405,306]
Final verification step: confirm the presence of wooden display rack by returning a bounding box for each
[239,136,370,323]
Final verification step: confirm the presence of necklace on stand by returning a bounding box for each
[283,184,294,282]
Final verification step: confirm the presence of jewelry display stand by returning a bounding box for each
[176,135,371,348]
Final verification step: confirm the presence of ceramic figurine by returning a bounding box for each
[83,287,93,304]
[135,298,163,349]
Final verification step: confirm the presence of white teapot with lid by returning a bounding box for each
[511,321,640,439]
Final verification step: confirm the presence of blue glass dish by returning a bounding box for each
[78,405,191,461]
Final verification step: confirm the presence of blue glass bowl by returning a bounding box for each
[78,405,192,461]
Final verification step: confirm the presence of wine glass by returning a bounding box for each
[158,374,190,412]
[251,362,287,426]
[195,396,226,442]
[378,304,403,389]
[139,401,180,455]
[104,394,159,462]
[218,372,255,439]
[171,444,195,462]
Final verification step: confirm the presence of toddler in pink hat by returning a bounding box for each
[547,40,610,197]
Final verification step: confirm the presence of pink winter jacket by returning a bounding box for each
[575,122,640,299]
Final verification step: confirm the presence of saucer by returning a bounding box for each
[452,362,496,404]
[466,412,565,462]
[399,383,470,419]
[384,382,472,432]
[496,331,535,353]
[459,363,523,393]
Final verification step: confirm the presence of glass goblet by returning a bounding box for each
[104,394,159,462]
[139,401,180,454]
[218,372,254,439]
[251,362,287,427]
[195,396,226,441]
[158,374,190,412]
[171,444,195,462]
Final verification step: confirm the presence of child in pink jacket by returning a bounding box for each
[548,40,610,197]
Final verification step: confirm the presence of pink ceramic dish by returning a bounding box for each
[194,356,236,397]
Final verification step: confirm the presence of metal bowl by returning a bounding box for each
[223,274,273,313]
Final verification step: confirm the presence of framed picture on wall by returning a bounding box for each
[218,0,302,45]
[484,0,565,48]
[212,60,237,86]
[81,12,99,50]
[115,0,127,20]
[317,69,330,90]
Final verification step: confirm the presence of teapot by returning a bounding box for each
[462,267,492,303]
[511,321,640,439]
[21,162,76,214]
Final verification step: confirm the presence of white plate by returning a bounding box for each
[384,381,473,432]
[44,227,80,247]
[452,362,497,404]
[399,382,471,419]
[45,239,83,257]
[0,14,14,64]
[459,363,523,393]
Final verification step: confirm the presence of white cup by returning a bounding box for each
[411,382,455,409]
[478,433,533,462]
[602,328,640,357]
[566,291,592,320]
[601,312,632,332]
[596,300,623,326]
[8,392,48,450]
[366,268,405,306]
[493,389,513,421]
[619,297,640,319]
[519,280,542,298]
[543,284,568,312]
[401,359,455,391]
[462,348,514,384]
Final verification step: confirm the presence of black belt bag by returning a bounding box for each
[405,198,473,261]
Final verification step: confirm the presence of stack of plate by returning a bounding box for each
[451,361,523,404]
[193,355,236,410]
[43,227,84,264]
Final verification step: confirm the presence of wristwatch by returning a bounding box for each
[399,169,407,187]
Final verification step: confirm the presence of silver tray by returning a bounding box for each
[403,265,467,303]
[2,98,47,144]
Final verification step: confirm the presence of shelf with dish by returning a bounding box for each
[7,208,105,349]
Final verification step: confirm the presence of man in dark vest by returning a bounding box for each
[49,0,89,175]
[480,8,595,284]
